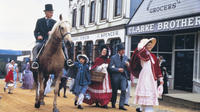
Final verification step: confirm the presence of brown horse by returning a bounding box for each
[32,15,72,112]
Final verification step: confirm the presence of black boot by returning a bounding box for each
[95,102,100,107]
[74,100,77,106]
[102,105,108,109]
[119,106,127,111]
[136,107,142,112]
[78,105,83,109]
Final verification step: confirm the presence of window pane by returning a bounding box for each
[101,0,107,20]
[95,40,105,58]
[159,36,173,52]
[72,9,77,27]
[85,41,93,61]
[76,42,82,60]
[115,0,122,16]
[185,34,195,49]
[175,35,184,49]
[131,36,141,51]
[80,6,85,25]
[151,37,158,52]
[110,39,121,56]
[90,1,95,23]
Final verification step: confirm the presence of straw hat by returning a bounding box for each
[77,54,89,63]
[137,38,156,50]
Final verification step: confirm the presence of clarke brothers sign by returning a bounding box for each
[127,0,200,35]
[127,16,200,35]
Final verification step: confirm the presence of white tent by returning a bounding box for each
[17,55,30,62]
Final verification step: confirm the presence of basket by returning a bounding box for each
[90,71,106,83]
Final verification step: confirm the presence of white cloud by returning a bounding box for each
[0,0,70,50]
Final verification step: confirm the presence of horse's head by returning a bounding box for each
[51,14,72,44]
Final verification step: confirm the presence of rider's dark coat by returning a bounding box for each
[34,17,56,42]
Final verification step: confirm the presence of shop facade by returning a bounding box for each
[126,0,200,93]
[69,0,142,62]
[72,28,125,61]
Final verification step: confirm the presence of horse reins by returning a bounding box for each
[58,25,71,60]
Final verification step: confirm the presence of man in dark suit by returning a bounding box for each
[32,4,56,69]
[109,43,129,111]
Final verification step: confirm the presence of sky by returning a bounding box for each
[0,0,70,51]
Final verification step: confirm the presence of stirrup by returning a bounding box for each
[32,62,39,69]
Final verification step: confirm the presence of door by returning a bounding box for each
[174,34,195,92]
[174,51,193,92]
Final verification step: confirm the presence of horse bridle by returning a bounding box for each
[58,25,71,40]
[58,25,72,62]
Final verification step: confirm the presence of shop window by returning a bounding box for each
[158,36,173,52]
[67,42,74,60]
[75,42,82,60]
[95,40,105,58]
[130,36,141,51]
[175,34,195,49]
[175,35,185,49]
[89,1,95,23]
[114,0,122,17]
[101,0,107,20]
[109,38,121,56]
[85,41,93,62]
[185,34,195,49]
[80,5,85,26]
[72,9,77,27]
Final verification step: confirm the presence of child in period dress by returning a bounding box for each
[5,65,14,94]
[71,54,91,109]
[130,38,164,112]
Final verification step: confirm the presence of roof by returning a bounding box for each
[0,49,22,55]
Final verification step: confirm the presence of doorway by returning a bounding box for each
[174,34,195,92]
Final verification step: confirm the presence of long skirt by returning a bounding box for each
[84,73,112,106]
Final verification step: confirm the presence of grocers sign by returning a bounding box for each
[127,15,200,35]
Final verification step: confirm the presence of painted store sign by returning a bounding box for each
[129,0,200,25]
[127,15,200,35]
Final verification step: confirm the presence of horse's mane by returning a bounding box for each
[45,20,71,46]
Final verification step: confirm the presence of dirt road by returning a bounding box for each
[0,80,199,112]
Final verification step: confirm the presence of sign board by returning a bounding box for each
[127,15,200,35]
[129,0,200,25]
[72,29,125,44]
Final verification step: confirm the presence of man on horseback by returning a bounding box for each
[32,4,56,69]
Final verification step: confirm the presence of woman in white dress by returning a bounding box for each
[130,38,164,112]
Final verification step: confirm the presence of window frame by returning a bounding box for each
[114,0,122,17]
[80,5,85,26]
[100,0,108,20]
[72,8,77,27]
[89,1,96,23]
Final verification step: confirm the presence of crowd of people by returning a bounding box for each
[64,40,168,112]
[3,59,35,94]
[0,4,170,112]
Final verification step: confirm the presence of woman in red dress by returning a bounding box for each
[84,45,112,108]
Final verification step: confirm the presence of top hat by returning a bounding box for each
[117,43,125,51]
[137,38,156,51]
[44,4,54,11]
